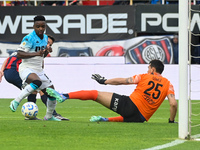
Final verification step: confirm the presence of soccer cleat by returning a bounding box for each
[25,117,42,120]
[9,100,19,112]
[54,114,70,121]
[44,116,61,121]
[46,88,67,103]
[90,116,108,122]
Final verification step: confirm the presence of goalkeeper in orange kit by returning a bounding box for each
[47,59,177,123]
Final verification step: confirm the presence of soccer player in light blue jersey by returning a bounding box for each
[9,15,66,121]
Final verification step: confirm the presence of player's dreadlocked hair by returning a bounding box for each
[34,15,46,22]
[149,59,164,74]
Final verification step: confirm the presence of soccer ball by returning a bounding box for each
[21,102,38,119]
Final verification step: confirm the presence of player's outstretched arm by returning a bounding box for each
[17,50,44,59]
[91,74,107,84]
[167,94,178,123]
[105,77,132,85]
[91,74,134,85]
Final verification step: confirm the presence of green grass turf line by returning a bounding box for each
[0,99,200,150]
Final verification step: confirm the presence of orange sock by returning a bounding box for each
[108,116,124,122]
[68,90,98,100]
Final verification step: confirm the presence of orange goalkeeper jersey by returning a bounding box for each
[129,73,175,121]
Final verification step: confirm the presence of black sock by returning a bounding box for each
[63,94,69,98]
[41,95,47,106]
[27,94,37,103]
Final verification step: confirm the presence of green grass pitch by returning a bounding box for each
[0,99,200,150]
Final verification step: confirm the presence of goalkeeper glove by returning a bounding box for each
[168,118,178,123]
[91,74,107,85]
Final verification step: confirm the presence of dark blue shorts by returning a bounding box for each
[110,93,146,122]
[4,69,22,90]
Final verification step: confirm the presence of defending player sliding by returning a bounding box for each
[46,59,177,123]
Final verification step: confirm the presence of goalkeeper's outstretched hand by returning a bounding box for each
[91,74,107,85]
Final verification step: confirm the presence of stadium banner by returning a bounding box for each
[135,5,178,33]
[1,5,200,40]
[0,35,174,64]
[0,5,187,64]
[135,5,200,34]
[0,6,135,42]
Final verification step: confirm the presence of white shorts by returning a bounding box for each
[19,68,53,91]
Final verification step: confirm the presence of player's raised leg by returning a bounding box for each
[9,79,42,112]
[90,116,124,122]
[46,88,113,109]
[46,88,67,103]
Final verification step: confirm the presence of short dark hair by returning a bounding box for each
[34,15,46,22]
[47,34,55,43]
[149,59,164,74]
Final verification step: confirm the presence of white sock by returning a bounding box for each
[14,84,35,103]
[45,98,57,119]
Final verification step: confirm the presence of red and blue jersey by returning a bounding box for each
[5,55,22,72]
[4,54,22,89]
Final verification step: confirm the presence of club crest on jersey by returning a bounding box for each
[125,37,173,64]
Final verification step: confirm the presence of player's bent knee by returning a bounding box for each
[30,80,42,90]
[32,80,42,87]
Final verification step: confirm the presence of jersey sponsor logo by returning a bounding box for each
[35,46,45,52]
[125,37,173,64]
[142,95,155,104]
[152,77,162,82]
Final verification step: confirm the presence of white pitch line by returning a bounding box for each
[143,134,200,150]
[192,134,200,138]
[142,139,185,150]
[191,134,200,141]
